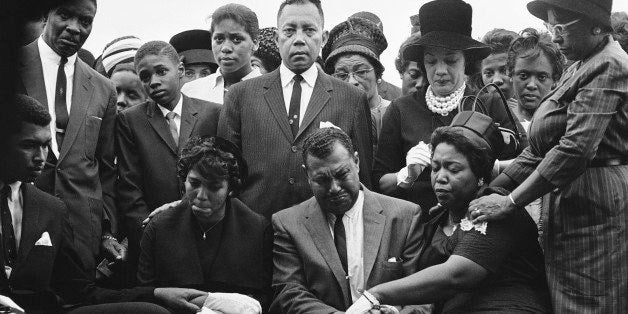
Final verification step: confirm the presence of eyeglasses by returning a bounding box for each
[332,68,374,81]
[544,18,581,37]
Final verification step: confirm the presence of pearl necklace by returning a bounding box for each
[425,83,466,116]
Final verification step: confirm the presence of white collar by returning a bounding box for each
[157,95,183,117]
[280,63,318,88]
[0,181,22,201]
[213,67,262,88]
[38,36,77,67]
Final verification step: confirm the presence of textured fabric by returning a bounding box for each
[333,214,348,274]
[54,56,69,147]
[218,67,374,219]
[503,38,628,313]
[165,111,179,148]
[288,74,303,136]
[280,64,317,124]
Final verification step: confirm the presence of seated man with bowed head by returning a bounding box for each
[271,127,426,313]
[0,95,208,313]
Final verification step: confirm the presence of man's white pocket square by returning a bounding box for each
[35,232,52,246]
[319,121,341,130]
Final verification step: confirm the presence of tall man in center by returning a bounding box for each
[218,0,374,218]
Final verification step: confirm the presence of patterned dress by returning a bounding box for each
[503,37,628,313]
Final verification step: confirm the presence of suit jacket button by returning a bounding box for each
[288,178,295,184]
[56,168,61,173]
[291,146,297,153]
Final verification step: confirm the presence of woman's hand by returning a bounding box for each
[468,193,517,223]
[142,200,181,227]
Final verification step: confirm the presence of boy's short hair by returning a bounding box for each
[210,4,260,40]
[1,94,51,145]
[134,40,180,70]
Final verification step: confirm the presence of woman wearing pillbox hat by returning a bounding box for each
[470,0,628,312]
[322,16,389,146]
[372,0,522,212]
[251,27,281,74]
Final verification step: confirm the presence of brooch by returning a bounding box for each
[460,218,488,235]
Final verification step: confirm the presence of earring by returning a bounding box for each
[377,78,382,84]
[478,178,484,186]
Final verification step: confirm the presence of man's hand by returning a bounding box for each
[154,287,207,313]
[101,235,127,261]
[142,200,181,227]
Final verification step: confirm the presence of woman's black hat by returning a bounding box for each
[527,0,612,29]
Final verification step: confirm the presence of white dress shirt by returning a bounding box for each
[38,37,77,158]
[328,190,365,303]
[0,181,23,252]
[157,95,183,135]
[181,68,262,104]
[279,63,318,125]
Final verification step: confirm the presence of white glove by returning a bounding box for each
[397,141,431,188]
[345,294,374,314]
[202,293,262,314]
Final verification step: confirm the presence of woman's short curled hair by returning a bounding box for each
[507,28,564,81]
[210,3,259,40]
[430,126,495,182]
[177,136,245,193]
[481,28,520,55]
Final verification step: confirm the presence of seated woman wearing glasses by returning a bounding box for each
[371,0,522,211]
[137,137,272,310]
[346,123,550,313]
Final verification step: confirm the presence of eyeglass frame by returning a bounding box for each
[544,18,581,37]
[331,68,374,81]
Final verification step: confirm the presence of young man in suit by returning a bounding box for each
[271,128,425,313]
[116,41,221,283]
[0,95,209,313]
[17,0,119,277]
[218,0,374,219]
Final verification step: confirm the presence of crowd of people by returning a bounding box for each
[2,0,628,312]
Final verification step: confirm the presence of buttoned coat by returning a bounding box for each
[218,68,374,219]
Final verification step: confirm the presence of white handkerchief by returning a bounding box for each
[387,257,401,262]
[35,231,52,246]
[319,121,341,130]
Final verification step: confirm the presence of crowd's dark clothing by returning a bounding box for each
[378,79,402,102]
[416,196,550,313]
[373,86,521,210]
[502,37,628,312]
[137,198,273,309]
[218,67,373,219]
[115,96,220,283]
[18,40,117,278]
[0,183,157,313]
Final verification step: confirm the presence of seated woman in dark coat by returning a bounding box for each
[137,136,273,309]
[346,121,550,313]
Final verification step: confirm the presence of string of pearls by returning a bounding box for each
[425,82,466,116]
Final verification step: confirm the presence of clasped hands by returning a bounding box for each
[397,141,431,189]
[155,289,261,313]
[345,292,399,314]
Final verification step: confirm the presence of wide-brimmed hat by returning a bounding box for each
[169,30,217,67]
[322,17,388,75]
[527,0,612,29]
[401,0,490,63]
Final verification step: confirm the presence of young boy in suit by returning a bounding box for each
[115,41,221,284]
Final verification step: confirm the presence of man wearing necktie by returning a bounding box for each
[271,128,424,313]
[17,0,119,277]
[218,0,374,220]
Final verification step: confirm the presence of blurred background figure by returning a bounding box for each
[170,29,218,85]
[100,36,145,112]
[611,11,628,52]
[251,27,281,74]
[395,33,424,96]
[350,11,402,101]
[102,36,142,77]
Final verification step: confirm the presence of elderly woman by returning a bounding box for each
[137,137,272,309]
[470,0,628,311]
[373,0,522,210]
[346,121,550,313]
[182,3,261,104]
[322,16,390,141]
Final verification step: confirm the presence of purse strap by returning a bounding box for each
[470,83,522,141]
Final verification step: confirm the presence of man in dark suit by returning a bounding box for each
[0,95,211,313]
[271,128,424,313]
[116,41,221,282]
[218,0,374,219]
[17,0,119,275]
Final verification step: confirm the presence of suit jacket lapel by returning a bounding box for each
[178,95,199,153]
[146,101,178,155]
[263,70,294,143]
[15,184,41,269]
[20,42,48,108]
[361,188,386,285]
[296,69,332,140]
[303,202,351,306]
[59,60,92,161]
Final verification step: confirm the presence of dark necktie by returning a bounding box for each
[334,213,348,274]
[55,56,69,148]
[1,186,17,268]
[288,74,303,137]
